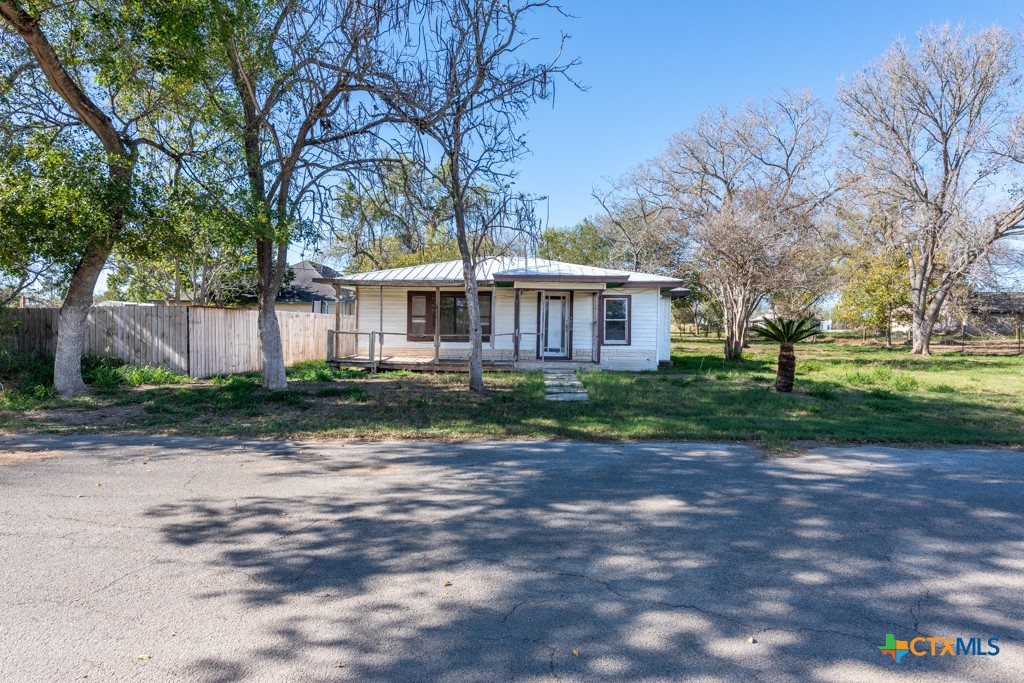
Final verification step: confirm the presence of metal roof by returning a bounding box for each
[315,257,683,287]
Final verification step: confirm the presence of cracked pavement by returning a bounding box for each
[0,434,1022,682]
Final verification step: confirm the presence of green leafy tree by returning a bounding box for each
[108,176,257,306]
[0,139,116,304]
[752,317,819,393]
[1,0,211,394]
[538,219,612,266]
[835,248,911,347]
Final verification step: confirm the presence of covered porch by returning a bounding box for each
[323,283,603,372]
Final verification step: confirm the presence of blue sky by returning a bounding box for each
[511,0,1023,230]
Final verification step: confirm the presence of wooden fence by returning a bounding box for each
[4,305,348,378]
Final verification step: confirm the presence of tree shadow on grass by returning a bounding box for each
[141,440,1024,682]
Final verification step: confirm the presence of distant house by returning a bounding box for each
[137,261,353,313]
[971,291,1024,317]
[314,257,686,371]
[277,261,354,315]
[968,291,1024,335]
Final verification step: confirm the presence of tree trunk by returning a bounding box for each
[448,137,484,392]
[908,258,950,356]
[911,306,941,355]
[461,260,484,392]
[54,239,111,396]
[775,343,796,393]
[722,296,750,361]
[256,237,288,390]
[258,299,286,389]
[884,316,892,348]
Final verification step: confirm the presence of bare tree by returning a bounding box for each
[838,24,1024,355]
[207,0,412,389]
[656,91,833,360]
[592,169,678,274]
[371,0,577,391]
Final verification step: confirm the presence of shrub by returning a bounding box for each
[889,374,921,392]
[287,360,368,382]
[844,370,873,387]
[81,356,188,388]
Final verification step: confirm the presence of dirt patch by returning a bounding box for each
[23,403,146,429]
[0,448,63,467]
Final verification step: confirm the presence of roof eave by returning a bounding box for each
[492,274,629,284]
[623,280,685,288]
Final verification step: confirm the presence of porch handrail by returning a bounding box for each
[327,328,594,367]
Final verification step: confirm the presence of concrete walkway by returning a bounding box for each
[543,370,589,401]
[1,434,1022,682]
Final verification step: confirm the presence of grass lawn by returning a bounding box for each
[2,338,1023,445]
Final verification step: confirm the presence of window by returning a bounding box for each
[602,296,630,345]
[407,291,491,342]
[409,294,431,339]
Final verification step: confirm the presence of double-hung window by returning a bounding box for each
[602,296,630,345]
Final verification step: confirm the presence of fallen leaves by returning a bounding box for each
[572,649,580,657]
[442,581,452,587]
[137,654,151,661]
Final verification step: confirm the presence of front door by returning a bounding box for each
[541,293,569,359]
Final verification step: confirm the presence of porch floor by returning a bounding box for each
[328,355,515,372]
[327,355,598,373]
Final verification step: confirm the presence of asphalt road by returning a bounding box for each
[0,434,1021,682]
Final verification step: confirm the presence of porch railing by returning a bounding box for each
[327,328,596,371]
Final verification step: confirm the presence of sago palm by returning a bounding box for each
[751,318,819,393]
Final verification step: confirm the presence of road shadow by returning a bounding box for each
[138,440,1024,681]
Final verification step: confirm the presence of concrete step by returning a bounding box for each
[544,385,585,395]
[542,369,589,401]
[544,392,590,401]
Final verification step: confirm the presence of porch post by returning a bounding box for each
[568,291,574,360]
[538,289,545,362]
[490,285,496,361]
[434,286,441,365]
[333,284,341,330]
[332,283,341,361]
[513,289,521,361]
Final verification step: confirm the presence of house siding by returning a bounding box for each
[599,288,662,371]
[658,296,672,363]
[352,285,662,370]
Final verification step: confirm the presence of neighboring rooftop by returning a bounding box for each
[279,261,352,303]
[971,291,1024,315]
[314,257,683,288]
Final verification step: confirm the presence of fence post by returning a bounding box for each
[185,306,191,377]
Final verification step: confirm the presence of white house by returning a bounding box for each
[315,257,686,371]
